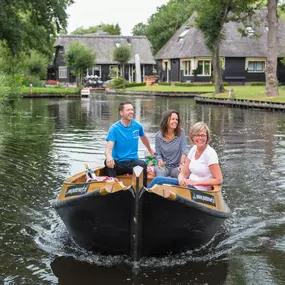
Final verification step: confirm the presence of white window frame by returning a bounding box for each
[197,60,211,76]
[93,65,101,78]
[247,61,265,73]
[183,60,191,76]
[86,65,101,78]
[178,29,189,41]
[58,66,67,79]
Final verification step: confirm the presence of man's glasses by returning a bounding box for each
[193,134,207,138]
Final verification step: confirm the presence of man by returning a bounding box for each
[104,102,154,186]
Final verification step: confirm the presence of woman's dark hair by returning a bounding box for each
[160,110,181,137]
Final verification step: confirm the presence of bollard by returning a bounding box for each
[29,84,33,95]
[228,88,234,99]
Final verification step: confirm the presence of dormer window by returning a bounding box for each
[246,27,254,37]
[178,28,189,41]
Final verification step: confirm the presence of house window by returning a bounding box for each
[93,65,101,77]
[183,61,191,76]
[248,61,265,72]
[197,60,211,76]
[59,66,67,79]
[109,65,119,78]
[178,29,189,41]
[87,65,102,78]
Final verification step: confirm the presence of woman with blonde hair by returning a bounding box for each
[147,122,222,189]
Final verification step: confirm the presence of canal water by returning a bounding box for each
[1,94,285,284]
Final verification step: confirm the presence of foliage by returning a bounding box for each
[109,66,120,79]
[0,73,23,105]
[109,77,123,88]
[22,76,44,87]
[174,82,230,87]
[26,51,49,79]
[0,0,74,55]
[102,23,121,35]
[195,0,260,94]
[125,82,146,88]
[109,77,146,89]
[71,26,98,34]
[20,86,78,95]
[0,42,29,75]
[132,23,148,36]
[46,80,60,85]
[65,42,96,85]
[113,45,132,64]
[71,23,121,35]
[250,82,266,86]
[158,82,171,86]
[141,0,195,53]
[113,45,132,89]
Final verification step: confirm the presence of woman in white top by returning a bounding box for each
[147,122,222,190]
[178,122,222,190]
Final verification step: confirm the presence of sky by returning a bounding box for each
[67,0,168,35]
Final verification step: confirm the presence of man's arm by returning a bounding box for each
[105,140,115,168]
[140,135,155,156]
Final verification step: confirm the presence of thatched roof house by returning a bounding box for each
[50,34,156,83]
[155,9,285,84]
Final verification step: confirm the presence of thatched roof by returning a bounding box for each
[54,35,156,65]
[155,9,285,59]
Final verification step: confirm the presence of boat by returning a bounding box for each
[52,165,231,261]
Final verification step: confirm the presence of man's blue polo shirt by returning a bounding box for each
[106,120,145,161]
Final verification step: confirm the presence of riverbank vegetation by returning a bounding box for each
[125,85,285,103]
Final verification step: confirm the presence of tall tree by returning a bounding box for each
[0,0,74,55]
[265,0,279,96]
[65,42,96,86]
[132,0,194,54]
[113,45,132,89]
[132,23,148,36]
[195,0,258,94]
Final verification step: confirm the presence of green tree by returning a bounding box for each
[145,0,194,53]
[0,0,74,55]
[195,0,259,94]
[71,26,98,35]
[113,45,132,89]
[0,42,28,75]
[65,42,96,86]
[71,23,121,35]
[132,23,148,36]
[101,23,121,35]
[26,51,49,79]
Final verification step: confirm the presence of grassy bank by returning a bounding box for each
[21,87,79,95]
[123,85,213,93]
[126,85,285,103]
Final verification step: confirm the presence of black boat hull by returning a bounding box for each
[53,186,230,257]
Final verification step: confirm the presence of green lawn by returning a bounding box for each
[124,85,213,92]
[126,85,285,103]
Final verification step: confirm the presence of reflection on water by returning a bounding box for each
[51,255,229,285]
[1,95,285,284]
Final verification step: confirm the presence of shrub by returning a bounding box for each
[125,82,146,88]
[158,82,171,86]
[250,82,265,86]
[46,80,60,85]
[23,76,44,87]
[109,77,124,88]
